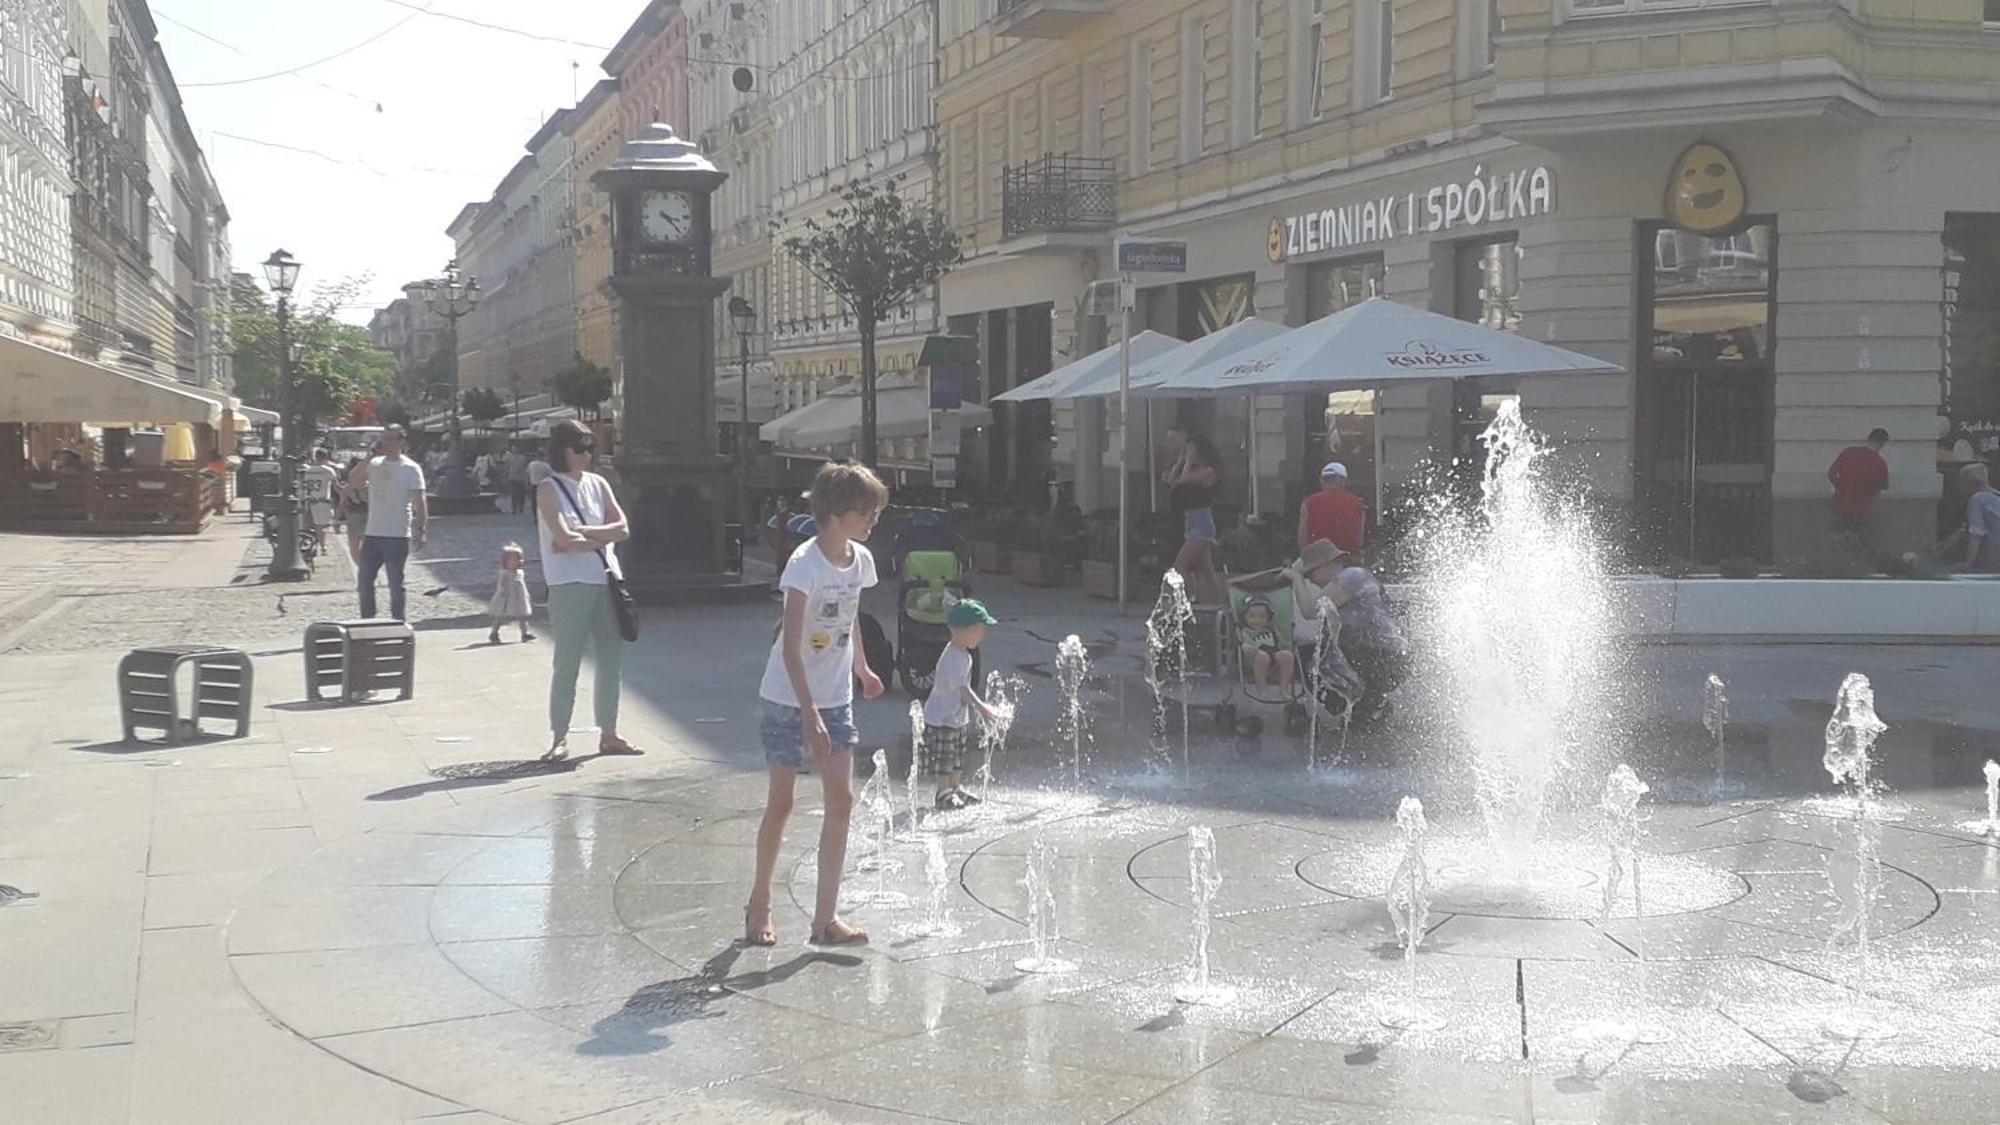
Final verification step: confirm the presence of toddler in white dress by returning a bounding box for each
[488,542,536,644]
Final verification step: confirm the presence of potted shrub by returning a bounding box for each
[1010,511,1067,587]
[970,509,1014,574]
[1081,521,1123,599]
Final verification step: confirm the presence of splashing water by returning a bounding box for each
[1015,833,1074,974]
[906,834,956,938]
[1983,760,1999,836]
[1382,796,1444,1031]
[1055,635,1092,791]
[1600,764,1664,1044]
[1431,399,1612,866]
[1149,572,1196,781]
[1306,597,1340,770]
[1822,673,1894,1040]
[1173,826,1234,1006]
[906,701,926,837]
[976,672,1026,796]
[850,749,908,908]
[1704,673,1730,798]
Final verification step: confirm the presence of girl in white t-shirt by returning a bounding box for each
[745,461,888,949]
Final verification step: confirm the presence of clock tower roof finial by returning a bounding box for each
[607,122,719,176]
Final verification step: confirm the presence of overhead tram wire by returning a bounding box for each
[154,8,385,110]
[179,1,441,88]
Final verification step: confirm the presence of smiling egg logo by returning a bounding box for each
[1665,142,1746,235]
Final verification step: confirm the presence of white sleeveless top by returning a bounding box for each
[537,471,623,586]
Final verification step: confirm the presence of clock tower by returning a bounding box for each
[591,123,746,598]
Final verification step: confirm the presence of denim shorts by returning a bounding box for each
[759,701,859,768]
[1183,507,1218,545]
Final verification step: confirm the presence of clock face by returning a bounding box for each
[639,190,694,244]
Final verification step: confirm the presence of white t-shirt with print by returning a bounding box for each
[363,456,426,538]
[299,462,337,503]
[923,644,975,728]
[758,537,878,710]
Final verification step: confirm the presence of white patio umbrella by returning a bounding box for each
[1061,316,1291,401]
[991,330,1183,403]
[1132,297,1621,398]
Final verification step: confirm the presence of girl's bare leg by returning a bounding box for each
[811,750,863,939]
[747,766,796,944]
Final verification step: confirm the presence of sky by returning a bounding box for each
[152,1,644,324]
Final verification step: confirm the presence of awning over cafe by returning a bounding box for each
[0,336,223,425]
[760,375,994,450]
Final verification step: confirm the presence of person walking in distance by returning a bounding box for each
[1162,423,1225,606]
[1827,428,1890,548]
[352,424,427,620]
[505,444,530,515]
[299,448,339,555]
[537,419,639,760]
[1298,461,1367,555]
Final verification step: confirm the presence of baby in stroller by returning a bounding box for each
[1236,597,1295,690]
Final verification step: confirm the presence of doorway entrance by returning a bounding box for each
[1633,220,1778,564]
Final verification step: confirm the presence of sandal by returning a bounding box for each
[809,919,869,946]
[598,736,643,756]
[744,905,777,947]
[541,737,569,762]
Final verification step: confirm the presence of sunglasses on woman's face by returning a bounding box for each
[569,442,595,454]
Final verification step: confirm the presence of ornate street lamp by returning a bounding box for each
[262,249,309,581]
[421,260,480,498]
[729,295,756,532]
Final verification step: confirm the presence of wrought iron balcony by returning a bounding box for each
[1000,154,1117,240]
[996,0,1110,38]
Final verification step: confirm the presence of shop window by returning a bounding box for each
[1303,255,1383,320]
[1454,236,1522,332]
[1943,214,2000,460]
[1988,0,2000,27]
[1177,274,1256,338]
[1648,226,1771,364]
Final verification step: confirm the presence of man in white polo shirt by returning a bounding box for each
[350,424,427,620]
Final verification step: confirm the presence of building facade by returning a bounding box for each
[571,77,626,377]
[367,284,449,405]
[766,0,940,471]
[938,0,2000,563]
[1,0,76,348]
[56,0,230,390]
[686,0,776,449]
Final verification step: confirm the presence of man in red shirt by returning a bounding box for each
[1298,461,1367,555]
[1827,428,1890,542]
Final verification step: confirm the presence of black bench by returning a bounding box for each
[117,645,253,743]
[304,619,416,703]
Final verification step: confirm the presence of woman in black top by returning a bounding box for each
[1162,423,1224,604]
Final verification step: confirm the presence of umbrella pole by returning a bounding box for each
[1118,303,1131,606]
[1248,396,1261,516]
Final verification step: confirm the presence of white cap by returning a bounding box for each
[1320,461,1348,479]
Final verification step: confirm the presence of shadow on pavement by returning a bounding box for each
[366,754,609,801]
[577,944,863,1057]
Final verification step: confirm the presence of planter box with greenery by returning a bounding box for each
[1010,513,1068,587]
[970,510,1016,574]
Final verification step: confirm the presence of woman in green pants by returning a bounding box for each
[535,419,641,760]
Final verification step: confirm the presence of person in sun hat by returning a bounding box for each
[1298,460,1367,555]
[922,597,1002,811]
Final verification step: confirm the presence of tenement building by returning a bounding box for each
[938,0,2000,563]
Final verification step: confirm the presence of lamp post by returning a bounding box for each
[263,249,308,581]
[421,260,481,499]
[728,296,756,528]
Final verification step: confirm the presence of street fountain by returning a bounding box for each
[1982,760,1999,837]
[975,671,1025,797]
[1173,826,1234,1006]
[851,749,909,908]
[906,701,926,836]
[1305,598,1347,770]
[1432,397,1612,865]
[1601,763,1665,1044]
[1822,672,1893,1040]
[904,834,956,939]
[1382,796,1444,1031]
[1704,673,1730,799]
[1015,833,1075,974]
[1055,635,1092,791]
[1148,572,1196,781]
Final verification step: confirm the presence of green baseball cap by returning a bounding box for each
[947,599,998,628]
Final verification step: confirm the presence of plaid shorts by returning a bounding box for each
[921,723,968,777]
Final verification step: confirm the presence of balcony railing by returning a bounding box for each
[996,0,1111,38]
[1001,154,1117,240]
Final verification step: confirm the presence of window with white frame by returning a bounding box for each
[1569,0,1759,12]
[1293,0,1327,126]
[1377,0,1395,102]
[1082,66,1105,158]
[1229,0,1256,147]
[1179,20,1205,162]
[1129,38,1153,175]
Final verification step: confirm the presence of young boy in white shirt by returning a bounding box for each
[745,461,888,948]
[922,599,1000,810]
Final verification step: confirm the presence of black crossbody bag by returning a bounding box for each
[549,474,639,642]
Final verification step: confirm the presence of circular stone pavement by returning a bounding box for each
[226,764,2000,1124]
